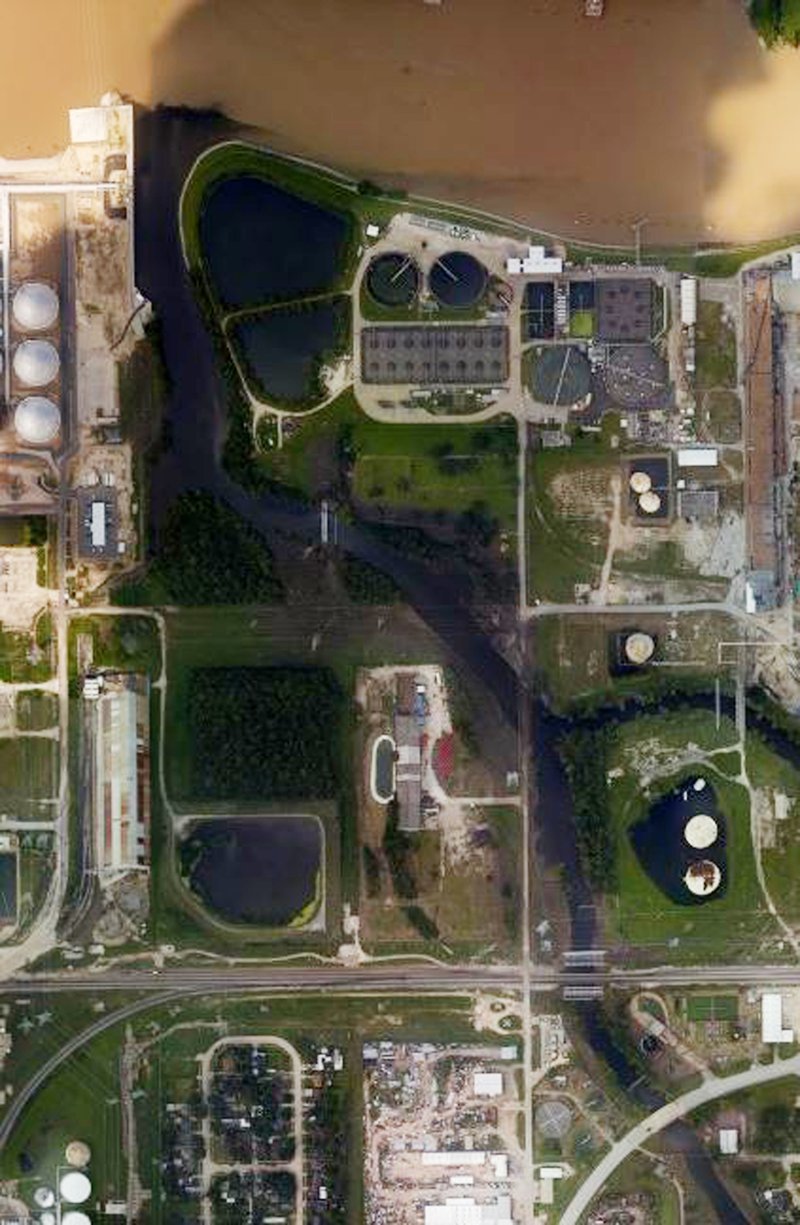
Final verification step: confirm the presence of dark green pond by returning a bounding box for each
[231,297,348,405]
[184,816,321,926]
[200,174,350,308]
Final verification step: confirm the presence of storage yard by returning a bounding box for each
[363,1041,523,1225]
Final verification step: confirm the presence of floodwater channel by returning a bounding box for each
[135,109,798,1219]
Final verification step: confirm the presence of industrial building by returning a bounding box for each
[361,325,509,386]
[87,672,151,879]
[76,485,119,560]
[424,1196,514,1225]
[761,993,794,1044]
[597,278,653,342]
[743,271,783,610]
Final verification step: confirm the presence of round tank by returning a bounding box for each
[684,814,719,850]
[34,1187,55,1207]
[13,339,59,387]
[12,281,59,331]
[683,859,721,897]
[59,1170,91,1204]
[624,632,655,666]
[61,1214,91,1225]
[629,470,652,495]
[40,1215,57,1225]
[65,1139,92,1168]
[14,396,61,446]
[638,490,661,515]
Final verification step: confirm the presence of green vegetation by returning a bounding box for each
[337,555,400,604]
[748,732,800,922]
[749,0,800,46]
[0,620,53,684]
[606,712,777,960]
[703,388,741,445]
[15,689,57,731]
[696,300,737,389]
[187,666,344,800]
[118,318,171,559]
[558,727,616,890]
[527,433,617,601]
[0,516,48,547]
[568,308,595,338]
[117,491,283,606]
[68,614,162,680]
[685,994,738,1022]
[0,738,58,811]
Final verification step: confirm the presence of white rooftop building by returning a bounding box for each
[762,993,794,1044]
[676,447,718,468]
[719,1129,739,1154]
[473,1072,503,1097]
[90,674,151,877]
[792,251,800,281]
[424,1196,514,1225]
[505,245,563,276]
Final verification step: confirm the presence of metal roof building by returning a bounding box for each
[90,673,151,878]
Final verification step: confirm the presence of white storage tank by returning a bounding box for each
[59,1170,91,1204]
[12,281,59,331]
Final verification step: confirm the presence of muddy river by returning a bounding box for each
[5,0,800,244]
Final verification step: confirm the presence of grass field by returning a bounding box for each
[748,733,800,924]
[685,994,738,1022]
[0,621,53,684]
[0,737,58,813]
[696,301,737,390]
[68,614,162,682]
[607,712,779,961]
[568,308,595,338]
[527,437,619,602]
[703,388,741,445]
[351,416,518,531]
[15,689,57,731]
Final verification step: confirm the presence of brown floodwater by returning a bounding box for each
[4,0,800,244]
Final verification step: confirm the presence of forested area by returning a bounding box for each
[151,491,284,604]
[558,726,617,890]
[750,0,800,45]
[188,666,343,798]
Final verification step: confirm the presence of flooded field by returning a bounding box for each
[182,815,322,927]
[5,2,800,244]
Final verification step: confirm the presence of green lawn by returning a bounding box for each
[15,689,58,731]
[527,439,617,601]
[685,994,738,1022]
[569,308,595,338]
[0,738,58,813]
[748,733,800,923]
[351,416,518,531]
[607,712,779,961]
[68,614,162,681]
[695,301,737,390]
[0,621,53,684]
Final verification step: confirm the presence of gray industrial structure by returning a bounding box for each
[361,325,509,385]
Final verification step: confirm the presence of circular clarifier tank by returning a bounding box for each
[12,281,59,331]
[13,339,59,387]
[366,252,420,307]
[429,250,488,308]
[684,814,719,849]
[683,859,722,896]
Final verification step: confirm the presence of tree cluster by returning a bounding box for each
[558,726,617,891]
[188,666,343,799]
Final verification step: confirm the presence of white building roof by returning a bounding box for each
[676,447,718,468]
[792,251,800,281]
[474,1072,503,1097]
[425,1196,514,1225]
[91,501,107,549]
[762,993,794,1044]
[423,1152,486,1167]
[719,1129,738,1154]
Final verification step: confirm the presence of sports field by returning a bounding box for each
[686,994,738,1022]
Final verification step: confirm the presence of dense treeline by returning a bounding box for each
[338,555,400,604]
[750,0,800,45]
[558,726,617,890]
[154,491,283,604]
[189,666,343,799]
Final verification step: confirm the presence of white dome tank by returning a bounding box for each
[59,1170,91,1204]
[13,339,59,387]
[65,1139,92,1168]
[14,396,61,446]
[13,281,59,331]
[61,1214,92,1225]
[34,1187,55,1207]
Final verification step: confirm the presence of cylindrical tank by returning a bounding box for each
[623,632,655,666]
[629,470,652,495]
[34,1187,55,1208]
[684,814,719,850]
[683,859,721,896]
[65,1139,92,1168]
[639,490,661,515]
[59,1171,91,1204]
[61,1214,92,1225]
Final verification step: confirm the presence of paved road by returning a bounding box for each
[561,1050,800,1224]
